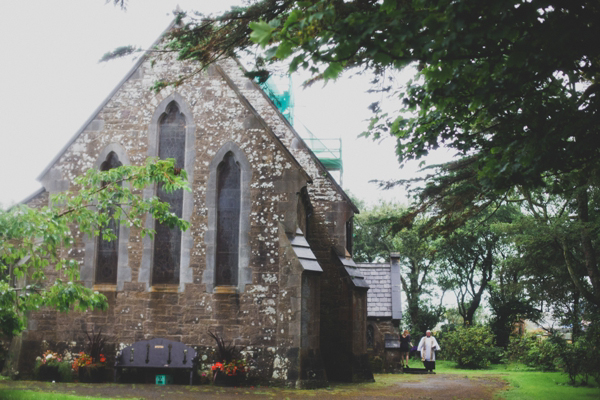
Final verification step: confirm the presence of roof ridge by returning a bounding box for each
[37,18,178,181]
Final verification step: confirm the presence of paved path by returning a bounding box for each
[0,373,509,399]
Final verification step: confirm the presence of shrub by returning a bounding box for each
[506,334,536,363]
[443,325,496,369]
[33,350,73,382]
[57,361,74,382]
[208,331,243,363]
[83,327,106,364]
[507,333,561,371]
[556,330,600,385]
[488,346,505,364]
[524,334,561,371]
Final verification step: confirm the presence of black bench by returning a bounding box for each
[114,338,197,385]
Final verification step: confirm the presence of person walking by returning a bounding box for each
[417,330,440,373]
[399,330,412,368]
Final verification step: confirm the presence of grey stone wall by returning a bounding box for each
[366,319,402,373]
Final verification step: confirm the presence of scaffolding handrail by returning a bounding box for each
[301,137,342,161]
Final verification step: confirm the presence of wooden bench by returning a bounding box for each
[114,338,197,385]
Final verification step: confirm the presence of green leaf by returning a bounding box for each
[380,0,397,13]
[275,40,295,60]
[373,52,392,65]
[283,9,302,29]
[249,20,274,48]
[323,62,343,81]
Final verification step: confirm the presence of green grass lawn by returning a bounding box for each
[0,390,117,400]
[435,360,600,399]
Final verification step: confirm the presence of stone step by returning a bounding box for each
[403,367,434,374]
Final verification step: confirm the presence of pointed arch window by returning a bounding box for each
[216,152,241,287]
[203,142,251,293]
[95,151,122,284]
[152,102,186,285]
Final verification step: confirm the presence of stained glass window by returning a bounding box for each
[95,151,122,284]
[152,103,186,285]
[216,152,240,287]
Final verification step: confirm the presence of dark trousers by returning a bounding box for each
[424,360,435,371]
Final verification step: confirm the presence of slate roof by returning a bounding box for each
[339,256,369,289]
[357,258,403,320]
[357,263,392,317]
[290,228,323,273]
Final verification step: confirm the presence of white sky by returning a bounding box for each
[0,0,455,209]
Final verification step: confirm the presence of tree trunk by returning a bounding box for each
[462,246,494,325]
[571,291,581,341]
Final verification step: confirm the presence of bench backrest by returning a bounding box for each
[115,338,196,369]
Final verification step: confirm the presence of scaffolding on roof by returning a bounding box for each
[257,75,343,185]
[258,76,294,125]
[301,124,343,186]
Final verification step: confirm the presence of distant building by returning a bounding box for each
[357,254,403,372]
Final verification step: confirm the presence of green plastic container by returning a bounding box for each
[155,374,173,385]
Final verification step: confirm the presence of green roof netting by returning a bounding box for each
[257,76,343,182]
[258,77,294,125]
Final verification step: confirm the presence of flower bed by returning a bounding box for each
[211,359,246,386]
[72,352,107,383]
[34,351,71,382]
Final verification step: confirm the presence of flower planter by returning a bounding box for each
[213,370,245,386]
[78,365,107,383]
[37,365,62,382]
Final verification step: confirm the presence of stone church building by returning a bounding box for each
[9,21,375,387]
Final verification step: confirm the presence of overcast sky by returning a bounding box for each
[0,0,454,209]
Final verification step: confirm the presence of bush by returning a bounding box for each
[506,334,535,363]
[507,333,561,371]
[525,335,561,371]
[556,331,600,385]
[488,346,505,364]
[443,325,496,369]
[33,350,74,382]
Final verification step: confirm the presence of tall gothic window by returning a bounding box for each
[95,151,122,284]
[216,152,241,287]
[152,103,185,285]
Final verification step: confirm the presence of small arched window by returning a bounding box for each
[346,217,354,255]
[215,152,241,287]
[152,102,186,285]
[95,151,122,284]
[367,325,375,349]
[297,187,312,240]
